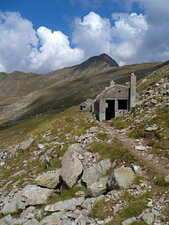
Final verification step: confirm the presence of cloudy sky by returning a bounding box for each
[0,0,169,73]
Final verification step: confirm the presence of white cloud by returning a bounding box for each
[72,11,148,65]
[1,2,169,74]
[72,12,112,57]
[0,12,84,73]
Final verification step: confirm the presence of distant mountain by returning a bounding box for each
[75,53,119,71]
[0,53,164,127]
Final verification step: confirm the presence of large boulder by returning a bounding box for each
[82,158,111,186]
[111,167,135,189]
[61,144,83,187]
[45,197,85,212]
[1,185,54,215]
[20,185,54,206]
[35,169,61,189]
[88,177,108,197]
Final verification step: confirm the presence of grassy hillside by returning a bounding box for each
[0,59,161,128]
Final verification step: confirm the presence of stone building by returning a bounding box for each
[93,73,136,121]
[80,99,94,111]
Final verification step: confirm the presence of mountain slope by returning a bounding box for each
[0,54,162,127]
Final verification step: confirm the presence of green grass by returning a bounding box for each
[128,128,146,139]
[112,193,150,225]
[131,221,147,225]
[109,117,130,130]
[89,139,137,164]
[90,199,114,220]
[154,176,169,187]
[47,186,89,205]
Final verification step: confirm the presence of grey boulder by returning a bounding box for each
[82,158,111,186]
[35,169,61,189]
[61,144,83,187]
[88,177,108,197]
[111,167,135,189]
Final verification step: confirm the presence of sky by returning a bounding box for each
[0,0,169,73]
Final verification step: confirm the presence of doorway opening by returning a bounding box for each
[106,100,115,120]
[118,100,128,110]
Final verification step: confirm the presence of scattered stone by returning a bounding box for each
[122,217,137,225]
[141,212,155,224]
[145,125,157,131]
[130,164,143,175]
[38,144,45,149]
[152,208,161,217]
[35,169,61,189]
[20,138,34,151]
[135,145,147,151]
[111,167,135,189]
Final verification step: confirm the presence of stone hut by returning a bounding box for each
[93,73,136,121]
[80,99,94,111]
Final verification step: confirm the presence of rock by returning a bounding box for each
[20,206,36,219]
[82,158,111,186]
[130,164,143,175]
[60,219,73,225]
[19,138,34,151]
[88,177,108,197]
[20,185,54,206]
[38,144,45,149]
[111,167,135,189]
[40,212,64,225]
[135,145,147,151]
[35,169,61,189]
[164,175,169,182]
[152,208,160,217]
[145,125,157,131]
[45,197,85,212]
[75,215,88,225]
[24,219,40,225]
[61,144,83,187]
[122,217,136,225]
[141,212,155,224]
[1,192,20,214]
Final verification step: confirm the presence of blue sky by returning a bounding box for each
[0,0,143,36]
[0,0,169,73]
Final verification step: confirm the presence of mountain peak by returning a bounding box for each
[76,53,119,71]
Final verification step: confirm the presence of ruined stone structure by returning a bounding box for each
[93,73,136,121]
[80,99,94,111]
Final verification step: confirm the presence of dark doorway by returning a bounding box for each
[118,100,128,110]
[106,100,115,120]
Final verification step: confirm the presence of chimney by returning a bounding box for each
[130,73,136,109]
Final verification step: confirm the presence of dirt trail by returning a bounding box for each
[100,122,169,176]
